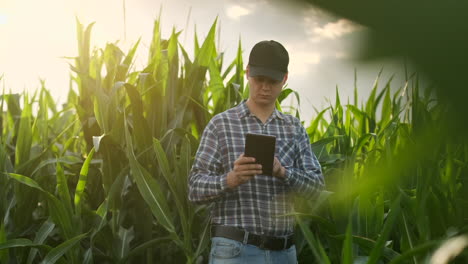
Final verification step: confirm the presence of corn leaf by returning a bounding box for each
[0,238,34,250]
[117,236,172,264]
[40,233,87,264]
[15,94,32,168]
[367,195,402,264]
[341,213,354,264]
[124,113,176,234]
[27,219,55,264]
[56,163,73,217]
[0,223,8,262]
[388,240,439,264]
[74,148,95,216]
[296,215,331,264]
[194,18,217,67]
[332,234,401,261]
[8,173,75,240]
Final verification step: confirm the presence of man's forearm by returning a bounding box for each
[188,171,229,203]
[283,167,324,197]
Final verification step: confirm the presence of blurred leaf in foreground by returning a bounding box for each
[301,0,468,135]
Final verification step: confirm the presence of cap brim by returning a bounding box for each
[249,66,286,81]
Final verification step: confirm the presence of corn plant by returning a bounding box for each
[295,72,468,263]
[0,15,467,264]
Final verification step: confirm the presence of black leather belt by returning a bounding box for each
[211,225,294,251]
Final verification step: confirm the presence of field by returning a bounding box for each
[0,19,467,263]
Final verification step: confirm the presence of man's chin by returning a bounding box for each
[256,99,274,107]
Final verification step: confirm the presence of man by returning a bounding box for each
[188,40,324,264]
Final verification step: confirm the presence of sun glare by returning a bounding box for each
[0,0,128,101]
[0,14,7,25]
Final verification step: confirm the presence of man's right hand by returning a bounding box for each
[226,154,262,189]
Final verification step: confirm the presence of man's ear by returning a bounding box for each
[245,65,250,78]
[282,72,289,85]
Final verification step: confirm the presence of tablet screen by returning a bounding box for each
[244,133,276,176]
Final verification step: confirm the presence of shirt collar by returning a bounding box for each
[236,100,285,120]
[274,108,285,120]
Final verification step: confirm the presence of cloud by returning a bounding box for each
[307,18,363,43]
[288,49,321,76]
[334,51,348,59]
[226,5,251,20]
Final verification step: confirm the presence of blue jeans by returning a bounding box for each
[209,237,297,264]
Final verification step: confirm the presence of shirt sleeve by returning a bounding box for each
[283,122,325,198]
[188,119,230,204]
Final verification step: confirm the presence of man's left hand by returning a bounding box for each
[272,157,286,178]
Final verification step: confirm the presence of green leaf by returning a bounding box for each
[128,152,175,232]
[149,19,162,65]
[311,135,343,158]
[124,113,176,234]
[15,94,33,168]
[400,209,417,264]
[286,212,336,234]
[27,219,56,264]
[117,236,172,264]
[307,107,329,140]
[37,84,50,147]
[74,148,95,216]
[332,235,401,262]
[116,227,134,260]
[93,87,110,133]
[152,138,173,185]
[296,215,331,264]
[278,88,294,104]
[353,133,376,155]
[8,173,46,192]
[388,240,439,264]
[83,248,93,264]
[153,138,189,236]
[341,213,354,264]
[380,86,392,127]
[125,38,141,65]
[365,69,381,118]
[124,83,152,152]
[8,173,75,240]
[0,223,8,263]
[40,233,87,264]
[367,195,402,264]
[31,156,82,177]
[194,18,217,67]
[56,162,73,217]
[0,238,34,250]
[346,104,368,121]
[0,238,51,252]
[180,135,192,196]
[194,219,210,259]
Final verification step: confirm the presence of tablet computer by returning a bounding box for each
[244,133,276,176]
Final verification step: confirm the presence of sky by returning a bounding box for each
[0,0,407,121]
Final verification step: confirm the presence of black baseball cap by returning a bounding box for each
[248,40,289,81]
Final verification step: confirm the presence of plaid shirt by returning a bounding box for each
[188,100,324,237]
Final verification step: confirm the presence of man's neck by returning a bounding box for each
[246,99,275,124]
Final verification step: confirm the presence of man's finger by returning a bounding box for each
[239,174,256,181]
[237,163,261,171]
[236,156,256,164]
[237,169,262,177]
[234,164,257,173]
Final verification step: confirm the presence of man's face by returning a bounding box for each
[246,67,288,107]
